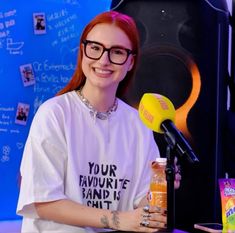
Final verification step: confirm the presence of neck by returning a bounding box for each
[80,86,117,112]
[77,89,118,120]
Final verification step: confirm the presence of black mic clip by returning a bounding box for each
[162,120,199,164]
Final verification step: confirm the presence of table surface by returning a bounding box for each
[99,229,189,233]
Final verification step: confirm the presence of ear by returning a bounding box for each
[127,56,135,71]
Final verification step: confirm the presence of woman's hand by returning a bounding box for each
[150,157,181,189]
[111,205,167,232]
[113,157,181,232]
[174,157,181,189]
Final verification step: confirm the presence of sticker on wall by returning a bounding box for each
[33,12,46,35]
[15,102,30,126]
[6,38,24,55]
[1,145,11,163]
[19,63,35,87]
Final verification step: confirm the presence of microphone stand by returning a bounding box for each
[165,145,176,231]
[162,129,178,232]
[163,131,199,232]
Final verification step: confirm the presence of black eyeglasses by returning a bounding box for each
[82,40,135,65]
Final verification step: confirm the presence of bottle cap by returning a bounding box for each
[155,157,167,164]
[151,157,166,170]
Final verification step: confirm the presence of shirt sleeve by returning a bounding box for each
[16,100,67,218]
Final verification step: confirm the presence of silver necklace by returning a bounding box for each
[77,89,118,120]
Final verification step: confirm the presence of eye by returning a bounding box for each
[111,48,126,56]
[89,43,102,52]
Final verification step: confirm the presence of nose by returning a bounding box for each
[98,50,110,65]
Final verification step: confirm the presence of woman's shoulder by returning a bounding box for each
[118,98,138,113]
[32,91,77,125]
[36,91,76,113]
[30,91,77,134]
[117,98,157,146]
[117,98,147,126]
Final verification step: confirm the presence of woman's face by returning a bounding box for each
[81,23,134,93]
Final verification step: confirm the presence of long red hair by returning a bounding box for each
[57,11,140,98]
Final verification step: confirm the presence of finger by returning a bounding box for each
[174,156,178,164]
[175,165,181,175]
[141,211,166,224]
[139,226,161,233]
[140,220,167,229]
[143,205,150,213]
[175,172,181,179]
[174,171,181,189]
[142,212,151,219]
[174,180,181,189]
[148,205,167,215]
[148,213,167,223]
[149,220,167,229]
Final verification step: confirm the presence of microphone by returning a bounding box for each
[139,93,199,164]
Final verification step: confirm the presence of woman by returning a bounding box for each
[17,11,180,232]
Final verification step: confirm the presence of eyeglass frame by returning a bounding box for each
[82,39,135,65]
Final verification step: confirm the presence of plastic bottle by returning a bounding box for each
[149,157,167,209]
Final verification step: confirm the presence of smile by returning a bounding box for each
[94,68,113,75]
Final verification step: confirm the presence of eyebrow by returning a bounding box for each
[86,39,132,50]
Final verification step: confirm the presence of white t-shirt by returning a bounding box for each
[17,91,160,233]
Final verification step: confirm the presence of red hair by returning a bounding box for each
[57,11,140,98]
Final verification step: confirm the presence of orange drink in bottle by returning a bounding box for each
[149,158,167,209]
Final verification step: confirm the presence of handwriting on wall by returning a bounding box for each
[33,59,75,95]
[0,9,25,55]
[47,8,80,47]
[0,106,16,133]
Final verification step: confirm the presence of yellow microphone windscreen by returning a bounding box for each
[138,93,175,133]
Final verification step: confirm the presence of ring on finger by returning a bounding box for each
[143,213,151,219]
[143,205,150,213]
[140,220,150,227]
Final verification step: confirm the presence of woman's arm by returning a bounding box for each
[35,199,164,232]
[35,199,114,229]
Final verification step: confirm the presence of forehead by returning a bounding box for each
[86,23,132,48]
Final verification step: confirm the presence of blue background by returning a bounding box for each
[0,0,111,220]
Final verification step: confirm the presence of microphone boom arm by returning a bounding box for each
[161,120,199,164]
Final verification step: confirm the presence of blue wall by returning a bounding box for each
[0,0,111,220]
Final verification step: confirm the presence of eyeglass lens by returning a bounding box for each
[84,41,131,65]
